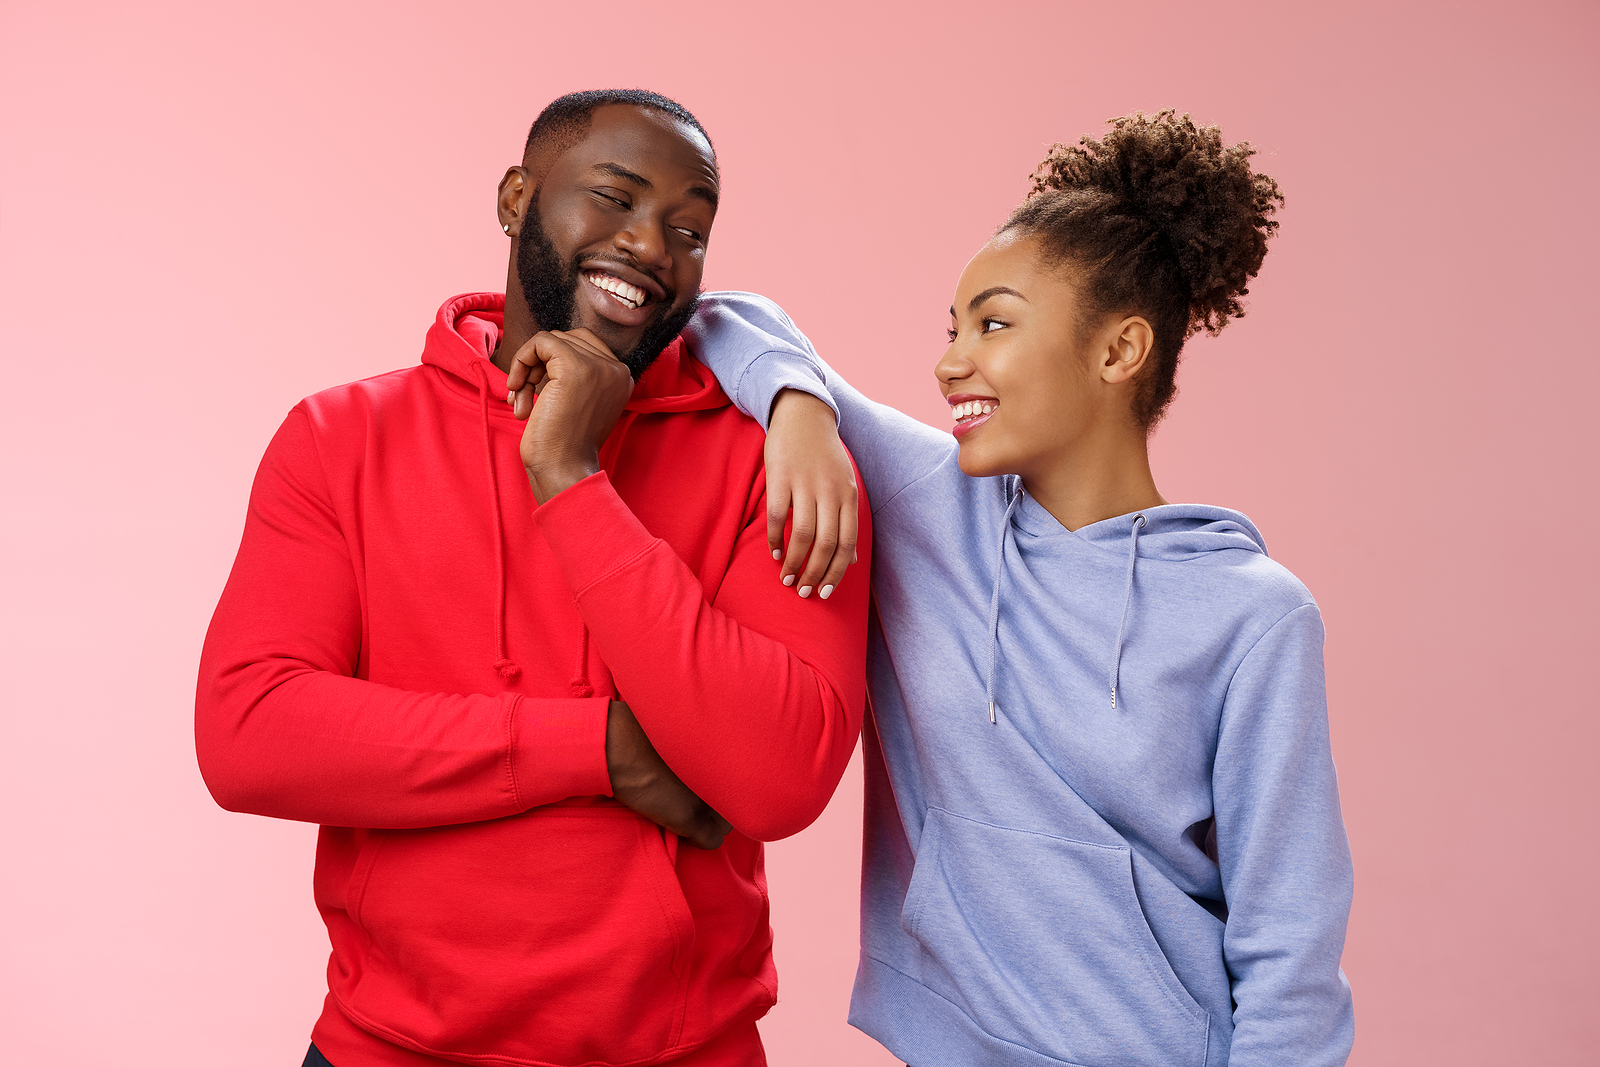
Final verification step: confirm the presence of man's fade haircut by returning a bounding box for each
[523,89,715,173]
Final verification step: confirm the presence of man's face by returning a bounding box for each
[515,105,719,377]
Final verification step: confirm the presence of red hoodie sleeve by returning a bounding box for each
[195,408,614,829]
[533,470,871,842]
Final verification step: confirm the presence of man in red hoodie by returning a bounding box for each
[196,89,869,1067]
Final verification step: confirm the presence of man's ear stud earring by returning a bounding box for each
[503,222,512,234]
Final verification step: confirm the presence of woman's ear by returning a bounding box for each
[497,166,530,237]
[1099,315,1155,385]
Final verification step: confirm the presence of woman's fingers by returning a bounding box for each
[767,481,793,563]
[772,480,861,599]
[816,497,859,600]
[790,492,841,598]
[761,389,860,600]
[779,490,817,591]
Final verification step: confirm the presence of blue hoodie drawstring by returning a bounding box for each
[1108,513,1147,709]
[984,479,1024,724]
[476,368,521,681]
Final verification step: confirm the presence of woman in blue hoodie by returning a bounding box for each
[687,112,1353,1067]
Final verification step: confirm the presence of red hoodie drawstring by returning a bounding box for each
[476,368,521,681]
[570,625,593,697]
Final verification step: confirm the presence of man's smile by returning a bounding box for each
[584,270,649,310]
[577,262,670,330]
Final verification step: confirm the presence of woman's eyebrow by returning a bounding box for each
[966,286,1028,311]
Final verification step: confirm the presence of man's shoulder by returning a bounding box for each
[295,365,432,428]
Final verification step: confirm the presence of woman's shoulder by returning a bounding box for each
[1134,503,1319,621]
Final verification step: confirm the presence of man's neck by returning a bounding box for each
[493,274,538,374]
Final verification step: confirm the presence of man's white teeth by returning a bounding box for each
[587,273,646,309]
[951,400,998,421]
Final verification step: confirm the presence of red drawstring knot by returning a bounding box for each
[494,659,522,679]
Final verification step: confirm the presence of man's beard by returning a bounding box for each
[516,202,700,380]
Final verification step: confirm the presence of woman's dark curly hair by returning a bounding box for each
[1003,111,1283,427]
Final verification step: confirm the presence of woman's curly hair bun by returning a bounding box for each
[1007,111,1284,426]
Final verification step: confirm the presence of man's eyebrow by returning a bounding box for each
[591,162,719,208]
[592,162,652,187]
[684,183,719,208]
[965,286,1028,312]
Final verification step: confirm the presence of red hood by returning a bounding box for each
[420,292,729,415]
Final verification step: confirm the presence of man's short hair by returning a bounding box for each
[523,89,714,170]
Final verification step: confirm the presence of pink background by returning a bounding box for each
[2,1,1596,1063]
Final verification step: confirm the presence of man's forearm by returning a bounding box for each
[533,472,870,842]
[196,658,614,828]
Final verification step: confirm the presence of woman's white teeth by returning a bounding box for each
[587,273,647,309]
[951,400,998,421]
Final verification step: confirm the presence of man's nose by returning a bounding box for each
[615,218,671,271]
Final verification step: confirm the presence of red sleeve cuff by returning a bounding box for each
[531,471,662,597]
[508,696,613,806]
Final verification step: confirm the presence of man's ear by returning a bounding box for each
[497,166,531,237]
[1099,315,1156,385]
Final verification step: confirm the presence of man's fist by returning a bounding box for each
[605,700,731,850]
[504,328,634,503]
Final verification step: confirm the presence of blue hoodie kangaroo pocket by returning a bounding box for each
[901,808,1209,1067]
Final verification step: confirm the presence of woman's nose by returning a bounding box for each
[934,338,972,385]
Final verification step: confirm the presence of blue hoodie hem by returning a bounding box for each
[852,955,1209,1067]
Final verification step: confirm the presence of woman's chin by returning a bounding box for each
[955,442,1009,480]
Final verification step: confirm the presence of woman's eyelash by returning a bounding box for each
[947,327,958,342]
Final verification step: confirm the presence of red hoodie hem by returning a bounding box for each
[312,994,768,1067]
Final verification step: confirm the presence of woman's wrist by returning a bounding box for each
[769,388,838,431]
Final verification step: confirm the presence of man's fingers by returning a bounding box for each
[505,334,553,394]
[683,808,732,851]
[557,327,619,362]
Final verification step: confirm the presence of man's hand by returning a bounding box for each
[766,389,860,600]
[504,329,634,503]
[605,699,731,850]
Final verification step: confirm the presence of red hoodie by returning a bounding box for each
[196,293,870,1067]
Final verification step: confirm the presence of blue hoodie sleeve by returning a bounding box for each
[1213,602,1355,1066]
[686,291,954,514]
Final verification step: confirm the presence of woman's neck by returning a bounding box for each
[1020,427,1166,533]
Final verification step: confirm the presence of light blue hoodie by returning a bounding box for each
[686,293,1354,1067]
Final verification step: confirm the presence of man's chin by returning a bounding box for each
[569,312,643,357]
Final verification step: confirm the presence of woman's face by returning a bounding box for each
[935,230,1107,481]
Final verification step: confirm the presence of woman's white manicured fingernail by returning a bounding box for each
[820,585,834,600]
[782,574,796,587]
[798,585,813,598]
[773,549,782,560]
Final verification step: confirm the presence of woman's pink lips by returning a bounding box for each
[951,408,995,439]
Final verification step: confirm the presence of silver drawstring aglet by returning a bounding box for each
[988,701,996,724]
[1110,686,1117,710]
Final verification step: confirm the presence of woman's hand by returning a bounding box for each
[766,390,859,600]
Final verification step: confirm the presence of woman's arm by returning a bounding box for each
[688,291,953,594]
[1213,603,1356,1067]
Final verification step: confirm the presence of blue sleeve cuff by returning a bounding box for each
[736,349,840,430]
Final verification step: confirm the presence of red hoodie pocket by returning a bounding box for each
[336,806,695,1067]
